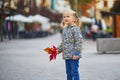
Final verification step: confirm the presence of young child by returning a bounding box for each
[57,10,83,80]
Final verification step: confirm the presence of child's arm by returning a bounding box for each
[72,27,83,57]
[57,42,63,54]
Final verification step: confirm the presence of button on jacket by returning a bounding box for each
[57,25,83,60]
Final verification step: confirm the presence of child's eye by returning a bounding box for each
[63,16,66,18]
[67,16,70,18]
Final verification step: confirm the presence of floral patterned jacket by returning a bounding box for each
[57,25,83,60]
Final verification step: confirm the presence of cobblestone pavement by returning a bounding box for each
[0,33,120,80]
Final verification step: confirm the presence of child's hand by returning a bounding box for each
[73,55,79,60]
[56,50,60,54]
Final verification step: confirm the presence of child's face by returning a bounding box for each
[63,12,75,26]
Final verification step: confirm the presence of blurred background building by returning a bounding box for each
[0,0,120,42]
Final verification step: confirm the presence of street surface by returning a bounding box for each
[0,33,120,80]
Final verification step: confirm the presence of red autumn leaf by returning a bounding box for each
[44,48,53,54]
[50,54,54,61]
[44,45,57,61]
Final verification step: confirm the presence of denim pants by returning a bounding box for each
[65,59,80,80]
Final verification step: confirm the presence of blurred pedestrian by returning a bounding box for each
[57,10,83,80]
[91,23,99,41]
[7,21,12,40]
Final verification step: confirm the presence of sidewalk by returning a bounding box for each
[0,33,120,80]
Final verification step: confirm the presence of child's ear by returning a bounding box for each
[73,19,76,22]
[72,17,75,21]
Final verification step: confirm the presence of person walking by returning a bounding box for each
[57,10,83,80]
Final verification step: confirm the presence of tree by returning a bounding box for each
[66,0,93,16]
[0,0,6,41]
[110,0,120,13]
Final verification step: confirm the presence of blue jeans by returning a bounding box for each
[65,59,80,80]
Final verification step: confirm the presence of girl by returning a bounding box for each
[57,10,83,80]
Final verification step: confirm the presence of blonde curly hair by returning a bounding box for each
[60,10,81,28]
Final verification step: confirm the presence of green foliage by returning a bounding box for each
[78,0,92,5]
[68,0,92,12]
[110,0,120,13]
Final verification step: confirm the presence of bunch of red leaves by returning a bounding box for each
[44,45,57,61]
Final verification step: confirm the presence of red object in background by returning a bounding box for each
[44,46,57,61]
[104,1,108,7]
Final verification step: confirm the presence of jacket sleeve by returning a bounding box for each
[57,42,63,53]
[72,27,83,56]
